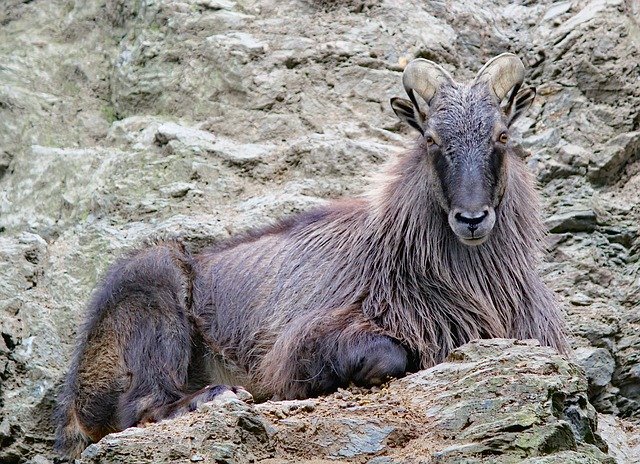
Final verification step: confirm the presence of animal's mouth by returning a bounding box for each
[457,234,490,246]
[447,207,496,246]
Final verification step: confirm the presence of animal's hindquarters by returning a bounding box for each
[54,243,211,458]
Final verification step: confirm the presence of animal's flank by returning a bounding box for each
[56,53,567,459]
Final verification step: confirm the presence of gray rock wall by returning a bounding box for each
[0,0,638,462]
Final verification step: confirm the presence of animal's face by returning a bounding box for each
[423,85,511,245]
[391,54,535,246]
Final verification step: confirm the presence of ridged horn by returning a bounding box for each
[474,53,525,101]
[402,58,454,107]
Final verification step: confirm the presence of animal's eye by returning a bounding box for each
[426,136,436,146]
[498,132,509,144]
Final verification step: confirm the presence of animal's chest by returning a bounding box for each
[363,273,510,368]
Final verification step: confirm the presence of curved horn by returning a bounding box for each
[474,53,525,101]
[402,58,454,107]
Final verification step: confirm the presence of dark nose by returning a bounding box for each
[454,209,489,230]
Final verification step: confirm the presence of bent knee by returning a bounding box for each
[347,336,408,387]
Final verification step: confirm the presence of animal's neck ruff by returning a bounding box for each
[359,150,549,367]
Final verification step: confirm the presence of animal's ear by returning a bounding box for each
[390,97,425,134]
[504,86,536,126]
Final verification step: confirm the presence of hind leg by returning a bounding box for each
[57,245,193,449]
[137,384,253,425]
[55,244,236,458]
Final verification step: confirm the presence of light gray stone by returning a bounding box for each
[546,210,598,234]
[575,347,616,388]
[1,0,639,462]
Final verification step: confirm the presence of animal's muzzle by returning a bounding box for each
[448,206,496,245]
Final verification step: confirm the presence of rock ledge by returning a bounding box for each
[80,339,632,464]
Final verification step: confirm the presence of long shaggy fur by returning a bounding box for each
[193,139,567,399]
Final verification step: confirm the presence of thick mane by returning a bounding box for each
[359,144,565,367]
[222,141,566,397]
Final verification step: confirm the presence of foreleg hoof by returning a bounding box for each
[138,384,254,425]
[347,335,408,387]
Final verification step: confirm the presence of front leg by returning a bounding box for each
[259,305,409,399]
[338,332,409,388]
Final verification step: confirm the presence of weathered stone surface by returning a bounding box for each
[587,132,640,185]
[1,0,639,462]
[546,210,598,234]
[576,347,617,389]
[79,340,628,464]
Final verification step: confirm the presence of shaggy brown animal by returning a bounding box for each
[55,53,567,459]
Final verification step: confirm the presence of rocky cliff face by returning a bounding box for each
[0,0,638,463]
